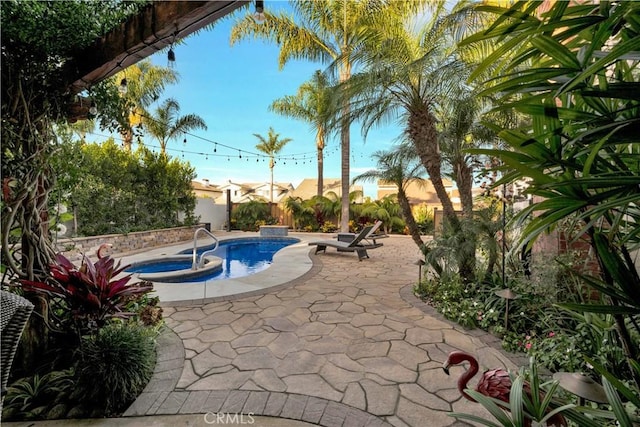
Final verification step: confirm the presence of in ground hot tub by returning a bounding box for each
[259,225,289,237]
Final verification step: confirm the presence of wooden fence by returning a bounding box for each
[230,203,294,228]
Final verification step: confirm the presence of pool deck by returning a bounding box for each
[7,231,528,427]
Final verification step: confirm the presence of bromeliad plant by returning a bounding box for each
[20,250,153,336]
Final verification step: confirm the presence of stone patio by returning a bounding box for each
[121,234,528,427]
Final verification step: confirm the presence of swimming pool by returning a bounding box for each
[126,237,300,283]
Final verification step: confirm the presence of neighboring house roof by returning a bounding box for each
[377,179,467,210]
[192,179,222,199]
[212,180,294,203]
[288,178,363,202]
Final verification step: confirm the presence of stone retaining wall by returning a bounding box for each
[54,225,205,260]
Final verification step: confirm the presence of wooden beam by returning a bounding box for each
[67,1,249,94]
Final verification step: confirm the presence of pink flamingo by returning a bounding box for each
[443,350,566,427]
[443,350,512,403]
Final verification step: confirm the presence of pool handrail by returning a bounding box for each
[192,228,219,270]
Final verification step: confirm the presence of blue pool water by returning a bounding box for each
[128,260,193,273]
[127,237,299,282]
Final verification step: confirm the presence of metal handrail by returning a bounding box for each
[192,228,219,270]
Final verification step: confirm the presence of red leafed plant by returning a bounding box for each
[20,249,154,334]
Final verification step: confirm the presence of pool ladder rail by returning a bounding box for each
[192,227,219,270]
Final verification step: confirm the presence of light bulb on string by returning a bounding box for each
[253,0,266,24]
[214,143,217,153]
[183,137,187,145]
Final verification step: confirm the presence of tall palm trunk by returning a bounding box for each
[456,161,474,220]
[340,117,350,231]
[269,157,274,204]
[397,189,424,249]
[408,105,475,283]
[339,65,351,232]
[316,128,325,197]
[408,106,458,226]
[121,128,133,151]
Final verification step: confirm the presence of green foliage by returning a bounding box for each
[232,200,274,231]
[1,1,148,60]
[465,0,640,389]
[2,369,75,421]
[74,323,157,415]
[412,203,434,234]
[320,221,338,233]
[143,98,207,154]
[20,252,154,336]
[50,138,197,236]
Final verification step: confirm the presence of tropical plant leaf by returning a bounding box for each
[602,377,633,427]
[586,357,640,408]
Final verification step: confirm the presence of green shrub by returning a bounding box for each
[74,323,157,415]
[232,201,272,231]
[2,369,75,421]
[320,221,338,233]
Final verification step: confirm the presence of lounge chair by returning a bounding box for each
[308,225,383,261]
[336,220,388,245]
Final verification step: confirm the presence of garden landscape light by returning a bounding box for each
[553,372,607,406]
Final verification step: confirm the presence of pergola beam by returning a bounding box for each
[67,1,249,94]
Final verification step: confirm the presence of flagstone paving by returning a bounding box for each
[125,234,528,427]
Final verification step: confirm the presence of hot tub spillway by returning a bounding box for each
[128,254,223,283]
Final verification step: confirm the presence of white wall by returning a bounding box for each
[180,198,229,231]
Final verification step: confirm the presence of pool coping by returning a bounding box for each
[118,232,316,305]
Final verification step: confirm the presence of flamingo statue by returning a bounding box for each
[443,350,566,427]
[443,350,512,403]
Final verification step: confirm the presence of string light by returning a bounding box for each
[80,125,338,168]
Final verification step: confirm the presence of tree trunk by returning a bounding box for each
[121,128,133,151]
[339,62,351,232]
[408,105,475,283]
[269,157,275,204]
[340,119,350,232]
[456,159,474,220]
[316,129,325,197]
[398,189,424,250]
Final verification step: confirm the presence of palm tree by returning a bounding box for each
[463,1,640,389]
[253,127,292,203]
[270,70,334,197]
[343,4,479,281]
[231,0,428,232]
[111,59,178,150]
[353,145,427,249]
[143,98,207,155]
[361,195,405,234]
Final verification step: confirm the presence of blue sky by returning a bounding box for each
[135,2,404,198]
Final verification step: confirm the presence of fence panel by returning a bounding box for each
[230,203,293,228]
